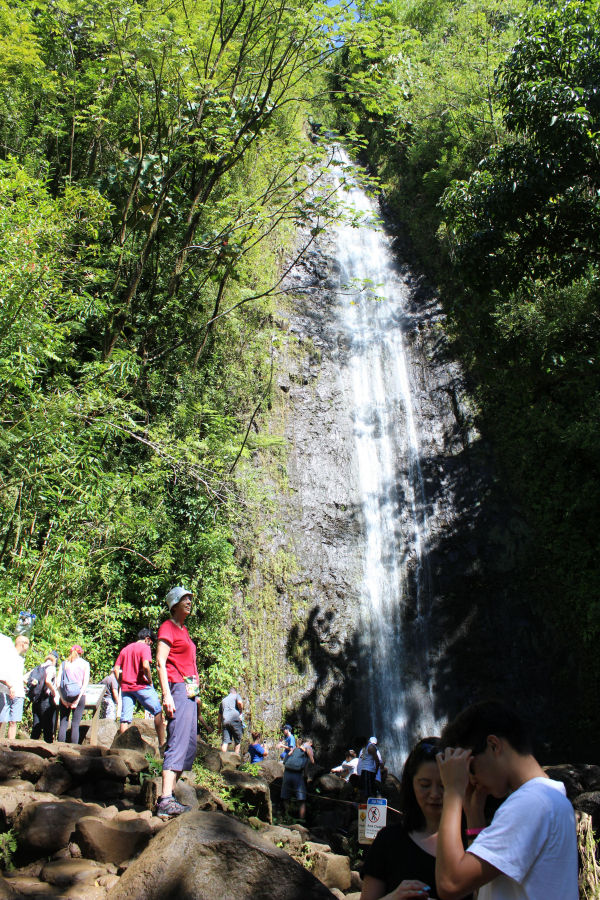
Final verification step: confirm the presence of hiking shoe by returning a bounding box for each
[156,796,191,819]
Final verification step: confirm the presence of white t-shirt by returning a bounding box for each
[0,636,25,696]
[469,777,578,900]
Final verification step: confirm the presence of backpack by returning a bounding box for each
[26,664,48,703]
[60,664,81,702]
[284,747,307,772]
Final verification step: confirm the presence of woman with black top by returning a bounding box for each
[361,738,473,900]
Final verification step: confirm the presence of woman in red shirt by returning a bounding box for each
[155,585,199,819]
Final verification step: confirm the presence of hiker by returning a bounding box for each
[57,645,90,744]
[100,670,119,720]
[0,634,30,740]
[331,748,359,781]
[357,736,383,799]
[360,737,470,900]
[248,731,269,764]
[278,723,296,761]
[155,585,198,819]
[218,686,244,755]
[280,737,315,822]
[114,628,165,747]
[30,650,60,742]
[435,699,578,900]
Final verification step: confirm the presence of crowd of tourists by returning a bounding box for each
[0,595,580,898]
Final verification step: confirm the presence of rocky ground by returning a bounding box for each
[0,725,598,899]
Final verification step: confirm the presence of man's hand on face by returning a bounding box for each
[436,747,472,799]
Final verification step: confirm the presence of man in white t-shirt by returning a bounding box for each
[435,700,578,900]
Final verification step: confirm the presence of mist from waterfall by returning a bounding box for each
[332,156,439,772]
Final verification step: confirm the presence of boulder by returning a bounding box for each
[16,799,103,855]
[545,765,584,799]
[35,761,73,796]
[0,875,16,899]
[74,815,152,864]
[0,748,46,783]
[257,757,284,785]
[106,811,338,900]
[572,791,600,829]
[5,740,58,760]
[139,776,161,812]
[40,859,103,887]
[195,788,228,812]
[111,725,156,756]
[2,873,62,897]
[174,781,199,811]
[59,753,130,781]
[248,821,303,850]
[83,719,119,748]
[221,769,272,822]
[219,751,241,772]
[313,774,346,796]
[107,750,149,777]
[1,779,35,793]
[311,852,352,892]
[195,741,222,773]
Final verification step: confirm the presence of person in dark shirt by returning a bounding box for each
[361,737,473,900]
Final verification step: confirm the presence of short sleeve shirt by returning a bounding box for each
[362,824,439,897]
[157,620,197,683]
[469,778,578,900]
[115,641,151,692]
[220,691,243,723]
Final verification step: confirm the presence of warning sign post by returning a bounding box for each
[365,797,387,839]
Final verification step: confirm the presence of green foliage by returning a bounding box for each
[0,0,350,713]
[0,829,17,871]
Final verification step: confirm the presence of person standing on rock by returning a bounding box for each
[278,723,296,761]
[114,628,166,748]
[57,645,90,744]
[0,634,30,740]
[155,585,198,819]
[280,737,315,822]
[357,736,384,799]
[30,650,60,743]
[219,686,244,755]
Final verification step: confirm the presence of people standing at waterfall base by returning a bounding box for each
[358,736,383,799]
[278,723,296,761]
[435,700,578,900]
[362,737,469,900]
[331,749,359,782]
[219,686,244,755]
[155,586,199,819]
[57,646,90,744]
[280,738,315,822]
[114,628,166,748]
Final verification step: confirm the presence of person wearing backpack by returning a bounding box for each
[57,645,90,744]
[280,738,315,822]
[30,651,60,742]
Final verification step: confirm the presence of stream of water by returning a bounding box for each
[332,157,439,772]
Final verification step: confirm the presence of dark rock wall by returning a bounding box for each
[242,205,554,771]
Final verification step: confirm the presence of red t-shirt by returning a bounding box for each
[157,620,197,684]
[115,641,152,693]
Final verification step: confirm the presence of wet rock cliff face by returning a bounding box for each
[243,201,551,771]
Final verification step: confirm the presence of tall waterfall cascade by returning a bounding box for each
[332,159,438,768]
[251,149,500,777]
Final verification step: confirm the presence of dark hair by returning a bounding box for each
[251,731,261,742]
[138,628,156,641]
[398,737,442,831]
[441,700,533,756]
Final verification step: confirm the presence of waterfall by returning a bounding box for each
[332,156,439,772]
